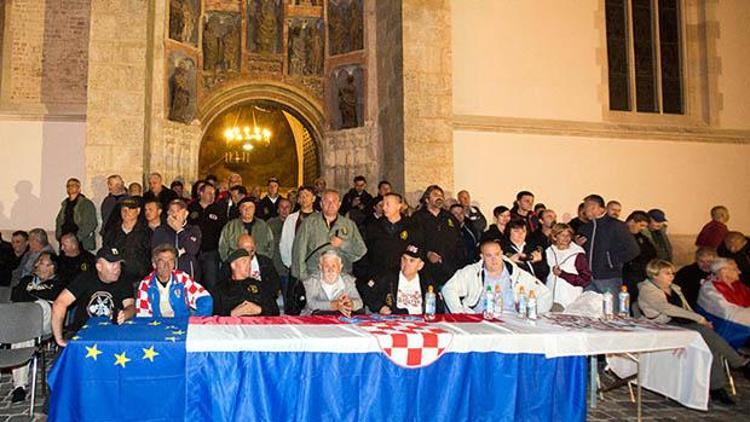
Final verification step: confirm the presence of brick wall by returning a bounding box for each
[5,0,90,108]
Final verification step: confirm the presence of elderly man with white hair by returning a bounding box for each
[697,258,750,348]
[301,250,363,317]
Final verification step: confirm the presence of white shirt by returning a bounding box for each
[321,277,345,301]
[250,255,262,280]
[396,272,423,315]
[156,276,175,318]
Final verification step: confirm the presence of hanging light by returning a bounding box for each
[223,107,273,152]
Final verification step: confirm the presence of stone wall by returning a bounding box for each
[374,0,404,192]
[2,0,90,112]
[401,0,453,198]
[84,0,149,191]
[321,124,378,190]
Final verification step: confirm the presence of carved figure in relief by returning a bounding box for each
[303,22,322,75]
[328,3,348,55]
[169,60,193,123]
[257,0,278,53]
[203,18,222,71]
[288,25,306,75]
[338,74,358,129]
[224,23,241,71]
[350,0,363,51]
[169,0,196,44]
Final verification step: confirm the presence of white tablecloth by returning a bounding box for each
[186,314,710,409]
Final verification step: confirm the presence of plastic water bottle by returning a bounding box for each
[618,285,630,318]
[602,291,614,320]
[527,290,538,320]
[483,284,495,320]
[517,286,527,319]
[424,285,436,321]
[494,284,504,316]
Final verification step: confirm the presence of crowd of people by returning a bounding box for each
[1,171,749,406]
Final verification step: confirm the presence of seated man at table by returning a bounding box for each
[442,239,552,314]
[638,258,750,405]
[301,250,363,317]
[237,234,282,305]
[134,244,213,318]
[697,258,750,348]
[51,247,136,347]
[213,249,280,317]
[673,247,717,309]
[358,244,439,315]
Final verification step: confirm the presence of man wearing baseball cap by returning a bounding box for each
[50,247,135,347]
[358,244,438,315]
[212,249,279,316]
[643,208,673,262]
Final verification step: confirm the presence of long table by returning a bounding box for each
[47,314,709,421]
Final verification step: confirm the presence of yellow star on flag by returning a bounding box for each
[72,335,81,341]
[148,321,162,326]
[114,352,131,368]
[142,346,159,362]
[124,320,135,325]
[165,336,178,342]
[81,324,89,329]
[98,322,110,326]
[171,330,186,336]
[85,344,103,360]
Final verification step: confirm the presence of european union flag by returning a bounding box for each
[48,317,188,422]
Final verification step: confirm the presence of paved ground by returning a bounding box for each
[2,349,749,421]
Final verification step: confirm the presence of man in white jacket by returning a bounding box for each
[442,239,552,314]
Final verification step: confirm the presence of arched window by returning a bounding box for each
[605,0,683,114]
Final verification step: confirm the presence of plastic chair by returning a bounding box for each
[0,302,44,416]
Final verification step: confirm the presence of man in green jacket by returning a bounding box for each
[291,189,366,280]
[55,178,98,251]
[219,197,274,261]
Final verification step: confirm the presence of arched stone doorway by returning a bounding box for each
[197,82,324,190]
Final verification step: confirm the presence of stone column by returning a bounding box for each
[84,0,149,192]
[401,0,453,197]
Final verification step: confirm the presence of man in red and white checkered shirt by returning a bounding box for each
[135,244,213,318]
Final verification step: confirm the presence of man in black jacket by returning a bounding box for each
[674,247,716,308]
[213,247,280,317]
[188,182,227,291]
[358,244,439,315]
[102,196,151,288]
[257,177,284,220]
[577,194,640,299]
[362,193,423,280]
[621,211,657,303]
[412,185,466,287]
[143,172,178,210]
[340,175,373,220]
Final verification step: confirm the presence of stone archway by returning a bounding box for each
[197,81,326,187]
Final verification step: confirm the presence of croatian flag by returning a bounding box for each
[185,315,586,421]
[697,278,750,348]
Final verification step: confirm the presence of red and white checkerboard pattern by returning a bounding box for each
[135,270,208,317]
[358,320,453,369]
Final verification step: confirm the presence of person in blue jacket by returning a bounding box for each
[134,243,212,318]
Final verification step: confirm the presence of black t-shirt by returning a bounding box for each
[58,251,97,287]
[67,271,134,331]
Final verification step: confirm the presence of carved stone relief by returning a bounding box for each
[167,52,197,124]
[327,0,363,56]
[169,0,200,46]
[328,65,364,130]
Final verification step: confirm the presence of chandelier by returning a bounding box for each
[224,108,272,152]
[223,107,272,164]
